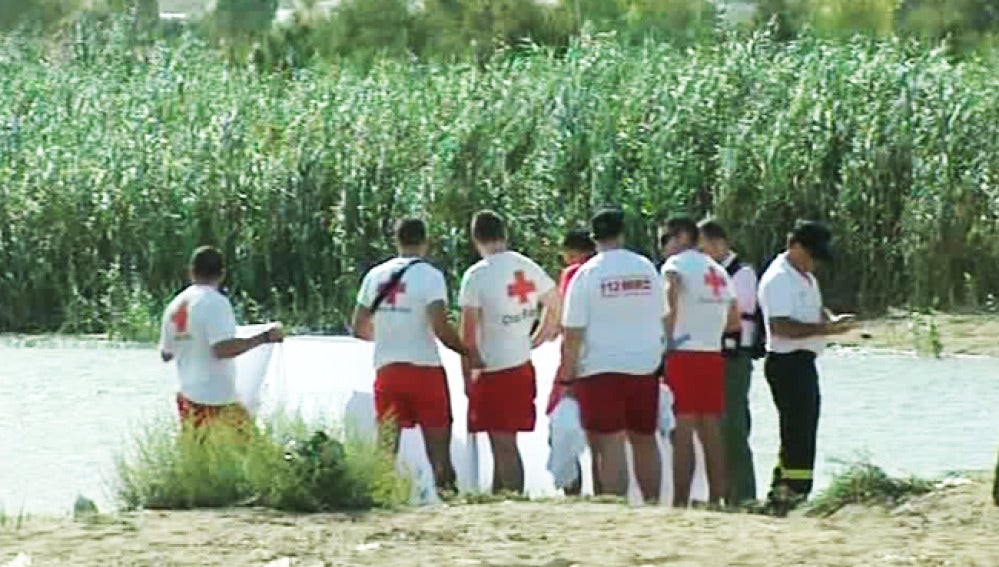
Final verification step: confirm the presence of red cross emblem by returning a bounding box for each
[171,303,189,334]
[507,270,537,304]
[704,267,727,299]
[379,280,406,306]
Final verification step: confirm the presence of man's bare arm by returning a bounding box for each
[769,316,853,339]
[351,304,374,342]
[532,289,561,347]
[429,301,472,358]
[460,306,480,391]
[725,301,740,333]
[664,271,681,339]
[558,327,584,383]
[213,326,284,360]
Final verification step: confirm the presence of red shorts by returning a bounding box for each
[664,351,725,416]
[375,364,452,429]
[572,373,658,435]
[175,393,251,430]
[468,362,537,433]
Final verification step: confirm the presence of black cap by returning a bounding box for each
[790,220,834,262]
[591,208,625,241]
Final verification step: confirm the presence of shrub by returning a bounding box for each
[113,414,408,512]
[807,461,934,517]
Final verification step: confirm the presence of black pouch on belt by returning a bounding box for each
[721,330,741,357]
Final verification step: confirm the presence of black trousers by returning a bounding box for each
[765,350,820,497]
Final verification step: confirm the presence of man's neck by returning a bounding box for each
[397,248,423,258]
[785,250,811,275]
[596,241,621,253]
[478,241,508,256]
[192,279,219,289]
[717,249,735,264]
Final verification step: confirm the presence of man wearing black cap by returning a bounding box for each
[557,208,665,501]
[757,220,856,513]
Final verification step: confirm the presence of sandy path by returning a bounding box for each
[2,481,997,567]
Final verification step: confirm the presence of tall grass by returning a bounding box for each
[113,414,408,512]
[3,25,999,334]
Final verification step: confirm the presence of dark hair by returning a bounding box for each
[591,208,625,241]
[190,246,225,279]
[789,220,834,261]
[471,210,506,243]
[395,218,428,247]
[562,228,596,254]
[663,216,699,244]
[697,219,728,242]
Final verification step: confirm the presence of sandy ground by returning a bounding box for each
[2,480,997,567]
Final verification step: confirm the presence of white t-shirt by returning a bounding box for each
[758,253,825,354]
[662,249,735,353]
[459,251,556,372]
[357,257,448,370]
[159,285,239,406]
[721,253,759,348]
[562,249,665,377]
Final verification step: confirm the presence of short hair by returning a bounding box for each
[698,219,728,242]
[789,220,833,261]
[471,210,506,243]
[190,246,225,279]
[663,216,699,243]
[394,218,428,247]
[591,208,625,241]
[562,228,596,254]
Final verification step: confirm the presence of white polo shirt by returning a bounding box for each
[721,253,759,349]
[357,257,448,370]
[562,248,665,377]
[757,253,825,354]
[160,285,239,406]
[459,251,556,372]
[662,249,734,352]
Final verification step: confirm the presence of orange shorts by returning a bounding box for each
[375,364,452,429]
[572,373,658,435]
[664,351,725,416]
[175,393,251,430]
[467,362,537,434]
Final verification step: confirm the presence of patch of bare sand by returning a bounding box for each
[2,481,997,567]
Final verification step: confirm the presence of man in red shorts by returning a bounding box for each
[557,209,665,501]
[546,228,597,495]
[160,246,285,432]
[352,218,481,493]
[660,216,739,508]
[459,211,559,493]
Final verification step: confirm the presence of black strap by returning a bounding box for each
[369,259,425,313]
[724,255,743,278]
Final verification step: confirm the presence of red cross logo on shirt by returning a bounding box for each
[507,270,537,304]
[171,303,189,334]
[379,280,406,306]
[704,267,727,299]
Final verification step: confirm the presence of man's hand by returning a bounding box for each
[825,314,858,336]
[555,361,577,385]
[266,323,285,343]
[466,347,485,370]
[531,321,560,348]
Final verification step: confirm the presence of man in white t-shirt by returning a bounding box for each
[557,209,665,501]
[757,221,855,514]
[699,219,760,506]
[660,216,739,508]
[459,210,559,494]
[160,246,284,430]
[352,218,481,494]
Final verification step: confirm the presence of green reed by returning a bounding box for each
[2,25,999,335]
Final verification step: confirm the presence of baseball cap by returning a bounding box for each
[790,220,834,262]
[590,208,625,241]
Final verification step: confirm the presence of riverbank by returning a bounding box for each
[836,312,998,358]
[2,477,995,566]
[3,312,995,357]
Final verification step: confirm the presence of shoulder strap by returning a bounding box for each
[724,255,743,278]
[369,258,425,313]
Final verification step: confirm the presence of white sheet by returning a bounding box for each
[235,328,708,505]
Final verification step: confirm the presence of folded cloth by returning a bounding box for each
[547,396,587,489]
[659,384,675,437]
